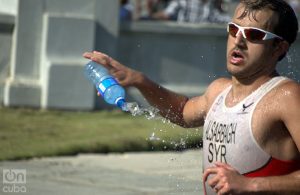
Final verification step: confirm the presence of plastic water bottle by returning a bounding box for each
[84,61,127,110]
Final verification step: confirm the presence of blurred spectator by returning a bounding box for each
[134,0,171,20]
[150,0,231,23]
[120,0,134,21]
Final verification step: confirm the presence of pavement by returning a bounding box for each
[0,149,204,195]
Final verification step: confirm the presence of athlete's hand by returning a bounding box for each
[203,162,254,195]
[83,51,144,87]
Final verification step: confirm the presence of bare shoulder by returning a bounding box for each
[182,77,231,127]
[282,79,300,94]
[275,79,300,104]
[271,79,300,119]
[275,79,300,151]
[204,77,232,100]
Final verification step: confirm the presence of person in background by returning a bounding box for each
[134,0,172,20]
[86,0,300,194]
[150,0,231,23]
[120,0,134,21]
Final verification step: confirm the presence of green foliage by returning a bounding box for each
[0,108,202,161]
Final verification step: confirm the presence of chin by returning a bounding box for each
[227,66,245,77]
[227,64,238,74]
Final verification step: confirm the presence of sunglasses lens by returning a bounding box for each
[244,29,266,41]
[228,23,239,37]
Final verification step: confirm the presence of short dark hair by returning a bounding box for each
[239,0,298,46]
[237,0,298,61]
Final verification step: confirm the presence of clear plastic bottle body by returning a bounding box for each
[84,61,126,109]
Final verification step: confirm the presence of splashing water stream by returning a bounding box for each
[123,102,160,120]
[122,101,202,150]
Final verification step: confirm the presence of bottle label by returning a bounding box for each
[98,78,118,96]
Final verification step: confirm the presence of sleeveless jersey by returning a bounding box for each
[202,76,300,195]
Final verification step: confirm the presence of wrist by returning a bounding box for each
[247,178,259,192]
[133,71,151,89]
[245,177,266,194]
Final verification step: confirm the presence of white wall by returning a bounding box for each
[0,0,18,15]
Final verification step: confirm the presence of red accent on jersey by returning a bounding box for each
[244,157,300,177]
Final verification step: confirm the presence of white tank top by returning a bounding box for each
[203,76,287,195]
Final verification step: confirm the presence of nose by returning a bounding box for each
[234,30,246,46]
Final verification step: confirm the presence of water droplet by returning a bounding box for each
[149,132,160,141]
[124,102,159,120]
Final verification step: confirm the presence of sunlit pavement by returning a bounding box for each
[0,149,203,195]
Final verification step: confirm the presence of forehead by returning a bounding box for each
[232,3,279,30]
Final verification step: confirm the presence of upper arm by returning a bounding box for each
[280,82,300,152]
[182,78,231,128]
[182,95,207,127]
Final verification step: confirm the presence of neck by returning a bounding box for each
[229,71,279,104]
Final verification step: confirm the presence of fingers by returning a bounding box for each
[82,51,113,70]
[83,51,129,74]
[92,51,102,55]
[203,164,230,194]
[208,173,220,188]
[217,183,230,195]
[215,162,236,172]
[205,167,226,193]
[82,50,135,88]
[213,179,227,194]
[203,166,218,182]
[215,162,229,168]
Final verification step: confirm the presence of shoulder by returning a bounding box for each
[278,79,300,105]
[274,79,300,150]
[270,78,300,119]
[281,79,300,93]
[182,77,231,127]
[274,79,300,103]
[199,77,232,110]
[184,77,231,109]
[204,77,232,99]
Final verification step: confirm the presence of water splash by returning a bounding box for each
[123,102,159,120]
[121,105,201,193]
[149,132,160,141]
[123,102,202,151]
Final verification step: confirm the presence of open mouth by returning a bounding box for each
[230,50,245,64]
[232,50,244,58]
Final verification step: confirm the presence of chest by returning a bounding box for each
[205,89,294,160]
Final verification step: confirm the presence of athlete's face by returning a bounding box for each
[226,3,285,80]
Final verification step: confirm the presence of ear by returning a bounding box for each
[273,40,290,59]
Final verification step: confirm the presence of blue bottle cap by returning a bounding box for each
[116,98,127,111]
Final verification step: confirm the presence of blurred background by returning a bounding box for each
[0,0,299,111]
[0,0,299,160]
[0,0,299,194]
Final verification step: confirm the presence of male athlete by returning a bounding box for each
[83,0,300,194]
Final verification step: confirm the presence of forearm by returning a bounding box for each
[84,51,190,126]
[134,73,189,126]
[249,171,300,194]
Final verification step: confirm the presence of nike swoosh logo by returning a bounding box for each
[242,102,254,112]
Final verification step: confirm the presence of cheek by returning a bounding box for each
[249,45,272,61]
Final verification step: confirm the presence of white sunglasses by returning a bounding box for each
[227,22,283,41]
